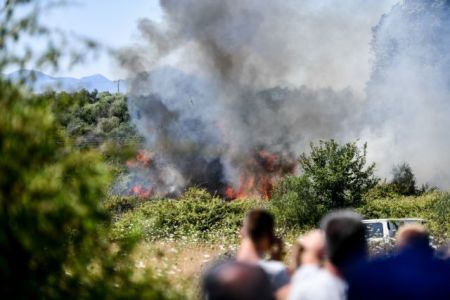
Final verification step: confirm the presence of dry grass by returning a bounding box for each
[131,239,239,299]
[128,230,300,298]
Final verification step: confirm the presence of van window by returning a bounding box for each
[387,221,398,237]
[364,222,384,238]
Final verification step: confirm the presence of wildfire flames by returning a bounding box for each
[126,150,153,168]
[130,185,152,198]
[224,150,296,200]
[125,148,296,200]
[127,150,154,198]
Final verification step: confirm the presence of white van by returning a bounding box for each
[362,218,426,254]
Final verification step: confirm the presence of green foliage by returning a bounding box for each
[363,181,400,201]
[110,188,264,242]
[391,162,417,196]
[430,193,450,242]
[358,193,436,220]
[270,175,325,229]
[0,80,178,299]
[357,191,450,244]
[103,195,143,215]
[299,140,379,209]
[40,90,143,170]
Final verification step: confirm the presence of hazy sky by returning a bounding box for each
[43,0,163,79]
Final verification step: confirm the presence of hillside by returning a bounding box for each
[5,70,125,93]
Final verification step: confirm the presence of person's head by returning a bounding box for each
[242,209,276,253]
[202,260,272,300]
[396,224,432,253]
[291,229,325,271]
[320,209,367,271]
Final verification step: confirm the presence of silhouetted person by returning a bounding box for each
[237,209,290,297]
[202,260,273,300]
[289,210,367,300]
[348,224,450,300]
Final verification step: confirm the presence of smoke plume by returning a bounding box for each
[118,0,450,197]
[364,0,450,188]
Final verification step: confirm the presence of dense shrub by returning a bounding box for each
[110,188,265,242]
[430,193,450,242]
[270,175,325,229]
[363,181,400,201]
[357,192,450,243]
[358,193,436,219]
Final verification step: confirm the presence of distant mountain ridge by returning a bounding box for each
[5,70,126,93]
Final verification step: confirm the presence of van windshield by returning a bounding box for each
[364,222,384,238]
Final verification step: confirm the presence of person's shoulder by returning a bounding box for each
[289,268,346,300]
[291,264,320,282]
[258,260,288,273]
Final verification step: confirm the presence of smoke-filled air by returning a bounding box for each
[117,0,450,199]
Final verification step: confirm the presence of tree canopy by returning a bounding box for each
[299,140,379,209]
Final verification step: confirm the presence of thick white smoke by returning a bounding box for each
[118,0,450,196]
[364,0,450,188]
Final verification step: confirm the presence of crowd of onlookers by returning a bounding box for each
[201,209,450,300]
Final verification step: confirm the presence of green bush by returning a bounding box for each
[358,193,437,219]
[357,191,450,243]
[363,181,400,201]
[269,175,325,229]
[110,188,264,242]
[430,193,450,243]
[0,80,179,299]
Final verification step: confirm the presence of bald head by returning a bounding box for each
[202,261,272,300]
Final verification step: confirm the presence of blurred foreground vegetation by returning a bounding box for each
[0,80,181,299]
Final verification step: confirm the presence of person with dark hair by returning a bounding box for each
[320,210,368,274]
[237,209,290,298]
[288,209,367,300]
[202,260,273,300]
[347,223,450,300]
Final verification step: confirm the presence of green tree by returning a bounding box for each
[299,140,379,209]
[391,162,417,196]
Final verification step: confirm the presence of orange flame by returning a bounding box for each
[127,150,153,168]
[130,185,152,198]
[225,150,296,200]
